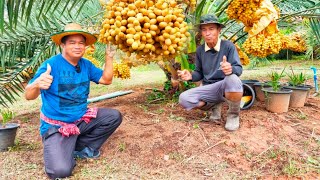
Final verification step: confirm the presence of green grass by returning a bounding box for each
[242,59,320,83]
[89,63,166,97]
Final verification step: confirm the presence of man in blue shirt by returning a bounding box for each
[25,23,122,179]
[178,14,243,131]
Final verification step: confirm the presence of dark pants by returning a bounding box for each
[42,108,122,179]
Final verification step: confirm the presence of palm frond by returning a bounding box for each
[277,0,319,13]
[306,17,320,60]
[309,18,320,44]
[0,0,96,33]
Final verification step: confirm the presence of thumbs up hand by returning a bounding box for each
[37,64,53,90]
[220,55,232,76]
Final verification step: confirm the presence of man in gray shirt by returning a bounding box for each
[178,14,243,131]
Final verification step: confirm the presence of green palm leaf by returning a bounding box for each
[310,18,320,43]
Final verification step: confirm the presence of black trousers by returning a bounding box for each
[42,108,122,179]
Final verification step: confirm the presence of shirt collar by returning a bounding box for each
[205,38,221,52]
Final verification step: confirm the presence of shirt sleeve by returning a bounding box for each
[228,43,243,76]
[192,47,204,82]
[89,62,103,84]
[28,62,49,84]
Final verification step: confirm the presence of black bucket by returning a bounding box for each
[241,80,260,90]
[241,83,255,110]
[0,123,19,151]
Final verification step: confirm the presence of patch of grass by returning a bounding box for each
[267,149,278,159]
[24,163,38,170]
[9,139,41,151]
[192,161,232,178]
[307,156,320,167]
[242,59,319,81]
[245,152,254,161]
[137,104,149,112]
[282,159,302,176]
[252,146,291,175]
[155,108,164,114]
[72,159,122,179]
[20,116,31,123]
[118,142,126,152]
[168,152,185,162]
[131,62,160,72]
[301,140,311,151]
[247,57,272,69]
[251,143,317,177]
[297,111,307,120]
[168,112,185,121]
[146,90,166,103]
[89,64,166,98]
[193,123,199,129]
[151,117,160,123]
[270,147,288,160]
[236,143,254,161]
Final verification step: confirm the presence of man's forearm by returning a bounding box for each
[100,57,113,85]
[232,65,242,76]
[25,81,41,100]
[191,71,203,82]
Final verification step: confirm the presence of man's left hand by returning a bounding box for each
[106,43,116,59]
[220,55,232,75]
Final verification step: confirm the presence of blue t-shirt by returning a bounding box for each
[29,54,103,136]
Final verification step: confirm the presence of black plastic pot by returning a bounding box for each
[241,80,260,90]
[241,83,255,110]
[0,123,20,151]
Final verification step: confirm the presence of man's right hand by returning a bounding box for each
[36,64,53,90]
[177,69,192,81]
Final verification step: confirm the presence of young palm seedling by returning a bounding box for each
[0,109,15,128]
[267,67,286,91]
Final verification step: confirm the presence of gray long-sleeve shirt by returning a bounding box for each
[192,40,243,85]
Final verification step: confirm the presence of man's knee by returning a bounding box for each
[179,91,189,107]
[100,108,122,126]
[224,74,243,92]
[225,74,241,84]
[46,164,73,179]
[111,109,122,126]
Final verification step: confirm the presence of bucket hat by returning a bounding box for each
[51,23,97,46]
[197,14,225,28]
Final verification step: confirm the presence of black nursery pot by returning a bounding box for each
[241,83,256,110]
[241,80,260,90]
[0,123,20,151]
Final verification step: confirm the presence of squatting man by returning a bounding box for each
[25,23,122,179]
[178,14,243,131]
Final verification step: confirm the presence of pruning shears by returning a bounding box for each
[310,66,319,96]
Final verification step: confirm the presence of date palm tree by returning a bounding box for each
[0,0,319,107]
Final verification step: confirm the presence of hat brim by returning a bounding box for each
[51,30,97,46]
[195,22,225,29]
